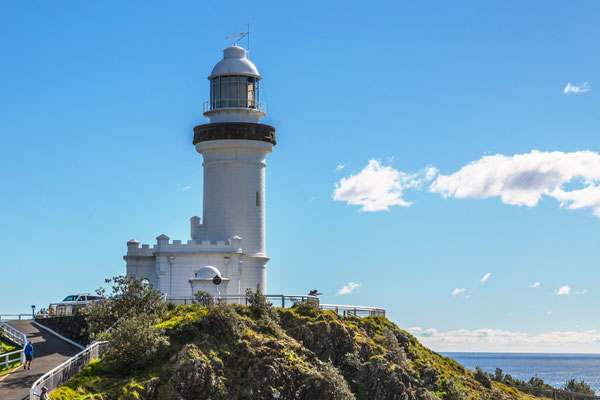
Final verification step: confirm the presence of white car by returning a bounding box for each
[52,294,105,316]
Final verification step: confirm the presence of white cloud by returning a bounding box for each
[408,327,600,352]
[430,150,600,217]
[452,288,466,296]
[575,289,589,295]
[563,82,590,94]
[530,282,541,288]
[337,282,360,295]
[335,163,349,172]
[555,285,571,295]
[465,295,472,299]
[182,186,191,191]
[480,272,491,284]
[333,160,436,212]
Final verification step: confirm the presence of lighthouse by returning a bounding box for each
[124,44,276,298]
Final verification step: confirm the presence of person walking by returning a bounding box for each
[40,387,50,400]
[23,341,33,370]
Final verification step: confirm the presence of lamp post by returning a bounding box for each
[31,305,35,319]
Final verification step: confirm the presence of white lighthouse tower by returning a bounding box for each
[124,44,276,298]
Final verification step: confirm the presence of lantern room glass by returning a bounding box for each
[210,75,259,110]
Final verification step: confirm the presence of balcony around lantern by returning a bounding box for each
[203,98,267,116]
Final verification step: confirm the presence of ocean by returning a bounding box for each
[442,353,600,393]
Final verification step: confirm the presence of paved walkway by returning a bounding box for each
[0,321,81,400]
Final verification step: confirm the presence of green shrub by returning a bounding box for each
[443,381,467,400]
[563,379,595,395]
[474,366,492,389]
[100,313,169,372]
[380,327,409,368]
[292,299,320,316]
[194,290,214,306]
[86,276,166,338]
[246,288,278,322]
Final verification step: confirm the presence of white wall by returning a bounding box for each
[196,139,273,256]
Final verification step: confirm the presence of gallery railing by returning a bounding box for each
[203,99,266,113]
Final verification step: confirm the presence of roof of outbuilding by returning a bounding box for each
[195,265,222,280]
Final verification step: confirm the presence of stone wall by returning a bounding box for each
[36,315,89,346]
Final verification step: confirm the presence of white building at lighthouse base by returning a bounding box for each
[125,226,268,298]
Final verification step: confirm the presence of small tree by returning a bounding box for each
[246,288,278,322]
[563,379,595,396]
[474,366,492,389]
[194,290,214,306]
[494,368,504,383]
[528,376,551,389]
[86,276,166,338]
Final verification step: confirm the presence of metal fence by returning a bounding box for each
[29,341,108,400]
[511,385,600,400]
[167,295,386,317]
[168,294,318,307]
[0,319,27,370]
[320,304,386,317]
[0,314,32,320]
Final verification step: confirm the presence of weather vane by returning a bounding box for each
[226,24,251,52]
[226,31,247,46]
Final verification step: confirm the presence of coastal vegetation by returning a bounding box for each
[476,367,596,397]
[563,380,595,396]
[48,277,541,400]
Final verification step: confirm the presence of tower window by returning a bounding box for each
[256,191,260,207]
[210,75,259,110]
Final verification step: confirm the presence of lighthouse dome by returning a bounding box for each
[209,45,260,79]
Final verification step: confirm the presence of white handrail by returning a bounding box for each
[0,319,27,370]
[29,341,108,399]
[0,314,33,320]
[320,304,386,317]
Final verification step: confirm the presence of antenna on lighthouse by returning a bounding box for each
[226,28,249,47]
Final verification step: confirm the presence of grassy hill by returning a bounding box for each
[50,303,536,400]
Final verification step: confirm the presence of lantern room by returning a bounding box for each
[203,45,266,123]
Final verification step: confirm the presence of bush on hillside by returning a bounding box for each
[292,298,320,316]
[86,276,166,337]
[101,313,169,372]
[246,288,278,322]
[443,381,468,400]
[563,379,595,396]
[474,366,493,389]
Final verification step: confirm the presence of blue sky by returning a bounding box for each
[1,1,599,352]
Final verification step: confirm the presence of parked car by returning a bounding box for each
[51,294,105,316]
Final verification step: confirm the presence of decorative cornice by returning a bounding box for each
[193,122,276,146]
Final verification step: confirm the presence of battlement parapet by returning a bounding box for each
[126,235,243,256]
